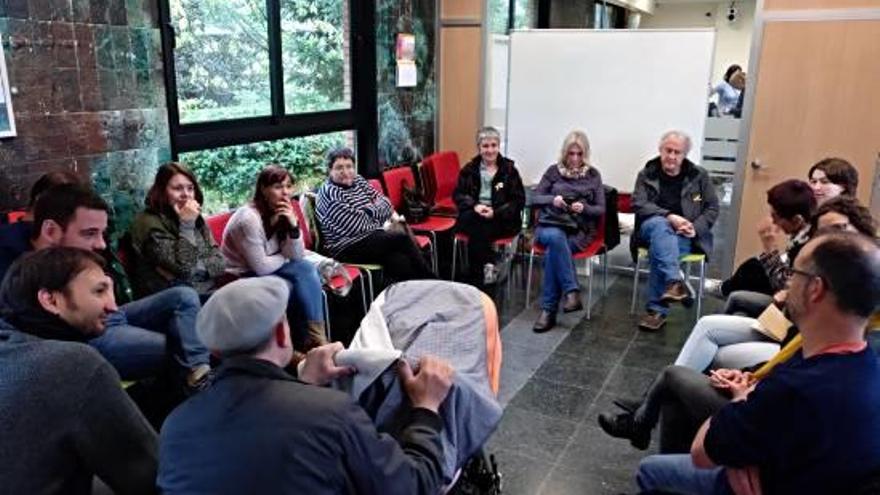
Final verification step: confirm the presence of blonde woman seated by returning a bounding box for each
[222,165,326,353]
[129,162,226,299]
[530,130,605,333]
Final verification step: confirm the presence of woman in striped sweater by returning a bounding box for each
[316,147,434,284]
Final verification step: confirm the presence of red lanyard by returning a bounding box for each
[815,341,867,356]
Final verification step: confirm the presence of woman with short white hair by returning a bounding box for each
[452,126,525,287]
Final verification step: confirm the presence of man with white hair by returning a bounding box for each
[158,276,455,495]
[632,131,719,331]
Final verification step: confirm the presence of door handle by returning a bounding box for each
[750,160,765,170]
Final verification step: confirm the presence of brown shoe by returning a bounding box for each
[638,310,666,331]
[562,291,583,313]
[532,310,557,333]
[661,281,689,303]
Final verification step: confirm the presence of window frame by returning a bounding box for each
[158,0,380,176]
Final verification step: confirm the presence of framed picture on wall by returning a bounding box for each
[0,36,16,138]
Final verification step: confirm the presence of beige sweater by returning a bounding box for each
[221,204,305,276]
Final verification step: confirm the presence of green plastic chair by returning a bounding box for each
[630,247,706,318]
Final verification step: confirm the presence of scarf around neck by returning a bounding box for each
[2,308,91,343]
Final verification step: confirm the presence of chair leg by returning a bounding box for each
[603,251,609,295]
[358,273,368,314]
[630,255,641,315]
[586,258,593,320]
[696,259,706,319]
[451,237,459,281]
[322,291,332,342]
[525,250,535,308]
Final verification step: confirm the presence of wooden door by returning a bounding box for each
[732,17,880,265]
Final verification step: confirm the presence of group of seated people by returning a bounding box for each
[593,156,880,493]
[3,125,879,494]
[0,171,461,491]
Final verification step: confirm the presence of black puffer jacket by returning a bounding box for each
[453,155,526,232]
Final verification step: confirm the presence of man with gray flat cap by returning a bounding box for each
[157,276,455,495]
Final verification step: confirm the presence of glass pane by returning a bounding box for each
[281,0,350,114]
[489,0,511,34]
[513,0,537,29]
[180,130,355,215]
[375,0,436,168]
[171,0,272,123]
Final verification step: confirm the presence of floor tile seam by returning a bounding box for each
[534,285,636,494]
[496,275,619,411]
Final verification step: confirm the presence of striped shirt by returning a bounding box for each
[316,175,392,256]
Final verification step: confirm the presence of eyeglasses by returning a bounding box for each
[784,266,821,282]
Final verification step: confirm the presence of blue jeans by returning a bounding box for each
[91,286,208,380]
[273,259,325,344]
[535,227,581,313]
[637,454,732,494]
[640,216,692,316]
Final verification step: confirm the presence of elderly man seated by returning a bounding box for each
[632,130,719,331]
[158,276,455,494]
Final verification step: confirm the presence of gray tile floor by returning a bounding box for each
[486,265,723,495]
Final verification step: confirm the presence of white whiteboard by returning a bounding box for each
[506,29,715,190]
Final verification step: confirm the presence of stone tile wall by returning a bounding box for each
[0,0,169,233]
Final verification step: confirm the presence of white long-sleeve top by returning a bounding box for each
[221,204,305,276]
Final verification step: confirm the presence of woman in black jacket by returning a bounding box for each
[453,126,525,286]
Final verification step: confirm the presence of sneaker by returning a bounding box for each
[660,281,689,303]
[483,263,498,285]
[185,365,213,394]
[638,310,666,331]
[597,412,651,450]
[704,278,724,299]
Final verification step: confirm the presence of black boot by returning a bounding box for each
[532,310,556,333]
[597,412,651,450]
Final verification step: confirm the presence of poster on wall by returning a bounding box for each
[395,33,417,87]
[0,36,16,138]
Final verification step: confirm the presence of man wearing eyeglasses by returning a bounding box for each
[636,231,880,494]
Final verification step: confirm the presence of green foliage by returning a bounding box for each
[182,133,347,215]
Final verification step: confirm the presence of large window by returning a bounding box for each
[160,0,377,175]
[181,130,355,214]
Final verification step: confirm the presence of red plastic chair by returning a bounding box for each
[205,211,234,245]
[452,233,520,292]
[420,151,460,216]
[7,210,26,223]
[381,167,455,267]
[525,214,608,320]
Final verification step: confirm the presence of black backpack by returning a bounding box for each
[402,184,431,224]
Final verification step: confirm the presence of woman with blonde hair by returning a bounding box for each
[530,130,605,332]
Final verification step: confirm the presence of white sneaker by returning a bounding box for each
[483,263,498,285]
[704,278,724,299]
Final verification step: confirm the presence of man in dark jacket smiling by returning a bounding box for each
[158,276,455,495]
[0,247,158,495]
[632,131,719,331]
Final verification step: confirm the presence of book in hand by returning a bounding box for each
[750,304,792,342]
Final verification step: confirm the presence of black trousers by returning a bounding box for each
[721,256,773,297]
[337,230,435,284]
[455,209,519,281]
[633,365,730,454]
